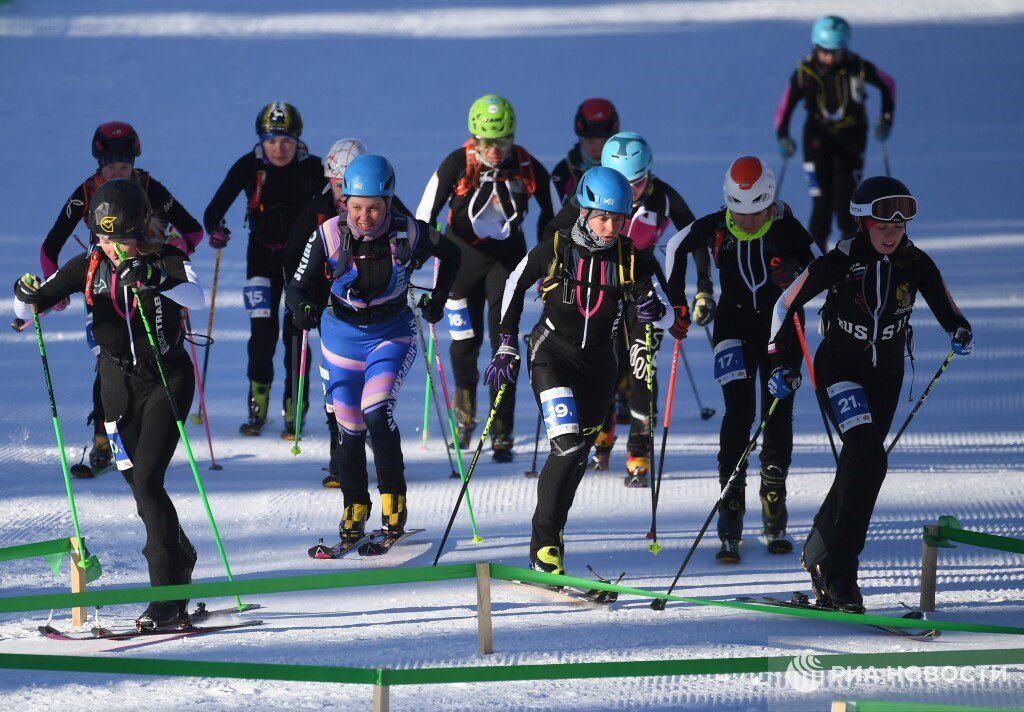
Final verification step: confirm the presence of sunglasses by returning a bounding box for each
[853,195,917,222]
[475,136,514,151]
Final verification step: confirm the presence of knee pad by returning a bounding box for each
[363,402,398,434]
[549,433,585,458]
[713,339,746,385]
[243,277,272,319]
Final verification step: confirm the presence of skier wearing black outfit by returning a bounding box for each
[665,156,819,562]
[549,98,620,205]
[543,131,710,481]
[39,121,203,476]
[15,179,205,630]
[776,15,896,252]
[767,176,973,612]
[416,94,558,461]
[488,167,666,574]
[204,102,326,437]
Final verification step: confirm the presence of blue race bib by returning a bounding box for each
[445,298,474,341]
[103,421,134,471]
[713,339,747,385]
[826,381,873,433]
[243,277,272,319]
[540,386,579,439]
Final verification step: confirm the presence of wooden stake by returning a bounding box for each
[830,703,850,712]
[372,682,389,712]
[920,524,940,613]
[476,562,493,655]
[68,537,87,626]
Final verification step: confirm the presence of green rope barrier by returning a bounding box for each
[0,538,72,563]
[930,526,1024,556]
[841,702,1019,712]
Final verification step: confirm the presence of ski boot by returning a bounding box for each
[589,425,616,471]
[239,381,270,436]
[715,539,741,563]
[624,452,650,488]
[828,573,865,614]
[339,502,372,544]
[322,470,341,488]
[136,601,186,631]
[452,387,476,450]
[380,493,407,537]
[492,435,514,463]
[530,545,565,576]
[759,465,792,554]
[282,397,307,441]
[613,389,631,425]
[88,433,113,471]
[803,558,834,609]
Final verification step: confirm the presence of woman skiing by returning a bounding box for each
[664,156,819,562]
[487,166,666,574]
[767,176,973,612]
[286,155,460,544]
[549,98,620,204]
[15,179,205,630]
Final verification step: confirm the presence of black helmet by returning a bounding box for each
[88,179,152,241]
[255,102,303,142]
[850,176,917,222]
[574,98,620,139]
[92,122,141,167]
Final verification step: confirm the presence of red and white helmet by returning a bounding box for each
[723,156,775,214]
[324,138,369,180]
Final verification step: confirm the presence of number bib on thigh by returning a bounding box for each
[713,339,747,385]
[444,298,475,341]
[103,421,134,471]
[85,313,99,356]
[243,277,272,319]
[540,387,579,439]
[826,380,873,433]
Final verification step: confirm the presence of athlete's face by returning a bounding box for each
[475,136,513,166]
[98,235,139,263]
[347,196,388,231]
[630,174,650,201]
[731,207,770,234]
[585,210,625,241]
[580,137,607,163]
[262,137,298,167]
[100,162,133,181]
[329,179,345,205]
[815,47,843,66]
[867,220,906,254]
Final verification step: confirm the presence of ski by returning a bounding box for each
[586,565,626,604]
[189,601,262,623]
[357,528,425,557]
[511,568,625,606]
[38,619,263,642]
[307,533,375,560]
[735,595,941,639]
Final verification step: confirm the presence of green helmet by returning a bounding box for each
[468,94,516,138]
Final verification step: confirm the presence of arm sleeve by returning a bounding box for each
[664,184,712,295]
[542,200,577,244]
[498,241,552,335]
[529,155,558,244]
[863,59,897,117]
[40,184,87,277]
[285,227,327,314]
[411,222,461,299]
[415,151,460,225]
[767,249,848,366]
[15,254,88,320]
[915,250,971,335]
[285,193,325,279]
[203,154,250,234]
[663,221,703,308]
[550,158,571,204]
[774,68,803,137]
[155,249,205,310]
[149,179,203,253]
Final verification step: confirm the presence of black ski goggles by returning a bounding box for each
[851,195,917,222]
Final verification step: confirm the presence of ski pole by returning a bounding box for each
[680,343,715,420]
[648,338,681,551]
[420,333,434,449]
[433,379,511,565]
[428,319,482,543]
[644,324,660,553]
[114,245,241,608]
[28,303,101,576]
[290,331,299,442]
[410,298,459,478]
[792,313,838,464]
[183,311,221,470]
[190,248,221,425]
[777,156,790,196]
[290,329,309,456]
[652,398,780,610]
[881,141,892,178]
[886,350,955,455]
[525,413,542,478]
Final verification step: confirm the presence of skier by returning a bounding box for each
[767,176,973,612]
[488,166,666,574]
[549,98,620,204]
[416,94,559,462]
[284,138,413,487]
[204,102,326,437]
[286,155,460,545]
[39,121,203,477]
[664,156,819,562]
[543,131,710,482]
[776,15,897,252]
[15,179,205,629]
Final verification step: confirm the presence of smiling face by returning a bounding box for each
[347,196,388,232]
[867,220,906,254]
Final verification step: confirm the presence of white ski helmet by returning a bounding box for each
[723,156,775,214]
[324,138,369,180]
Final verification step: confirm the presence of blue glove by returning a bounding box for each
[483,334,520,387]
[875,114,893,141]
[777,136,796,159]
[768,367,801,399]
[951,327,974,356]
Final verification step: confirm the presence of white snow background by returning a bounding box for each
[1,1,1023,710]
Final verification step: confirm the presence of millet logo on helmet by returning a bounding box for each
[99,215,118,233]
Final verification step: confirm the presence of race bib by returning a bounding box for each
[826,381,873,433]
[243,277,272,319]
[85,313,99,356]
[540,387,579,439]
[445,298,475,341]
[713,339,747,385]
[103,421,134,471]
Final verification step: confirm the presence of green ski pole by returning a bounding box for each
[290,329,309,456]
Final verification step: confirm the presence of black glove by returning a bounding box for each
[668,305,690,340]
[691,292,716,327]
[13,273,42,304]
[419,293,447,325]
[116,257,165,288]
[292,302,319,331]
[634,286,666,324]
[875,113,893,141]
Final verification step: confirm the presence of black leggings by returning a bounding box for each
[803,124,867,252]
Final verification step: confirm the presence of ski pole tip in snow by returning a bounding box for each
[209,463,223,471]
[471,535,484,544]
[648,542,662,555]
[651,598,667,611]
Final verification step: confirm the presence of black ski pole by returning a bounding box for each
[886,349,955,455]
[525,413,542,478]
[652,398,779,610]
[881,141,892,178]
[777,156,790,196]
[680,343,715,420]
[433,379,512,566]
[792,313,838,464]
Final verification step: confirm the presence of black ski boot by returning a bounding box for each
[804,559,833,609]
[136,601,186,631]
[453,387,476,450]
[492,435,514,463]
[715,539,741,563]
[716,470,745,560]
[828,574,865,614]
[759,465,792,554]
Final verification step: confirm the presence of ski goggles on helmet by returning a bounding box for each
[475,135,514,152]
[851,195,917,222]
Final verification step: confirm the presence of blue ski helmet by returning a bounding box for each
[576,167,632,215]
[601,131,653,183]
[342,154,396,198]
[811,15,851,51]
